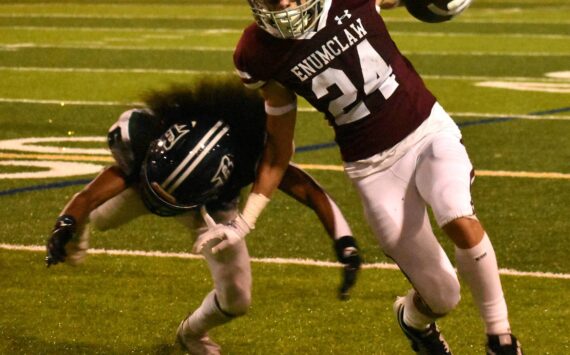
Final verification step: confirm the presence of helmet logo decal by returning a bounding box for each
[161,121,230,193]
[211,154,235,188]
[163,124,190,151]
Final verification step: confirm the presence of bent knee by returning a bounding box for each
[218,287,251,317]
[421,275,461,316]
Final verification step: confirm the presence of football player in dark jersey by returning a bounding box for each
[192,1,522,354]
[45,77,361,355]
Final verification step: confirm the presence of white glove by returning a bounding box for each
[428,0,472,17]
[192,207,252,255]
[447,0,472,15]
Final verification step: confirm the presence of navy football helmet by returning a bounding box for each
[140,120,236,216]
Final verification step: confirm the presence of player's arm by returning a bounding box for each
[193,81,297,254]
[278,164,361,299]
[59,165,128,224]
[45,165,128,267]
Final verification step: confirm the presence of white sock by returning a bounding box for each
[326,195,353,240]
[182,291,232,336]
[455,234,511,334]
[403,290,434,330]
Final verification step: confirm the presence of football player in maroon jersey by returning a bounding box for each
[194,1,522,354]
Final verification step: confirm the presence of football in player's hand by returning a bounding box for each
[405,0,456,23]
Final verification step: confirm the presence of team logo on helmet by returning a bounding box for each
[211,154,234,188]
[162,123,190,151]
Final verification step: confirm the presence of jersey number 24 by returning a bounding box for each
[311,39,399,126]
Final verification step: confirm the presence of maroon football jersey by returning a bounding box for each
[234,0,436,162]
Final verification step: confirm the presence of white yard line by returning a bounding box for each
[1,67,569,86]
[1,43,569,57]
[1,243,568,280]
[0,152,568,180]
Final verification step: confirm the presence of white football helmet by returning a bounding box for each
[248,0,325,39]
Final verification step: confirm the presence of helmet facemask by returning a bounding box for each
[248,0,325,39]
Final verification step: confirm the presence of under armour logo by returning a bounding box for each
[334,9,352,25]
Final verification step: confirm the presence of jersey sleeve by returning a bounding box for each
[233,24,296,90]
[107,108,161,181]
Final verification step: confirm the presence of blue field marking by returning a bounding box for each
[294,105,570,153]
[528,106,570,115]
[0,106,568,197]
[0,179,91,197]
[456,116,513,128]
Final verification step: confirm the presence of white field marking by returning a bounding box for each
[476,81,570,93]
[0,152,113,162]
[0,136,108,155]
[1,43,570,57]
[547,71,570,79]
[0,160,103,179]
[0,66,224,75]
[298,107,570,121]
[0,97,135,106]
[446,112,570,121]
[1,12,570,25]
[3,66,570,85]
[3,25,570,40]
[0,12,568,25]
[0,96,568,121]
[2,151,569,181]
[2,26,242,34]
[1,243,568,280]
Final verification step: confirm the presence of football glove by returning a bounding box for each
[192,207,252,255]
[430,0,473,17]
[45,215,76,267]
[334,236,362,300]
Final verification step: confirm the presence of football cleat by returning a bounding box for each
[176,319,221,355]
[393,297,452,355]
[486,334,523,355]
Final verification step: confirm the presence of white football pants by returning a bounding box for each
[89,187,252,315]
[351,131,475,314]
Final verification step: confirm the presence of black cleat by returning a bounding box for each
[486,334,523,355]
[393,298,452,355]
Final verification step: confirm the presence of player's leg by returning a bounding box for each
[416,131,522,353]
[351,150,458,354]
[59,187,149,265]
[89,187,149,231]
[176,206,252,354]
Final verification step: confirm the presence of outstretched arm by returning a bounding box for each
[279,164,361,300]
[45,165,128,266]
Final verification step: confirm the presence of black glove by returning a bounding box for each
[334,236,362,300]
[46,215,76,267]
